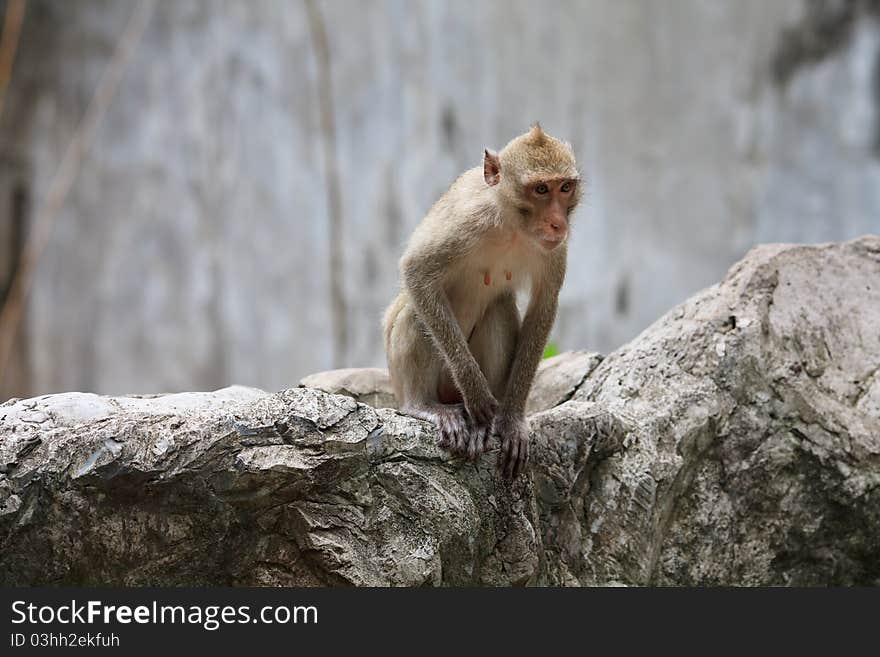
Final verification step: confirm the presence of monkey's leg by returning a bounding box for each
[385,299,470,454]
[466,292,520,460]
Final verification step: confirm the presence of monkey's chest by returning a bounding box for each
[446,255,529,335]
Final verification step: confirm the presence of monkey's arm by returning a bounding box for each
[495,253,565,477]
[400,231,498,426]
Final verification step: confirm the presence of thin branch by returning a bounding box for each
[305,0,348,369]
[0,0,156,387]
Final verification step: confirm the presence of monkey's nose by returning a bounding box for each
[549,217,568,234]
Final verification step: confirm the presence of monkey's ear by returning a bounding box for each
[483,149,501,187]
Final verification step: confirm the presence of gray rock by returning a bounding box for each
[1,236,878,585]
[300,368,397,410]
[565,235,880,585]
[0,386,538,586]
[527,351,604,415]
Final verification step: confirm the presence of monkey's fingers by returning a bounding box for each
[451,422,467,455]
[465,431,476,461]
[439,426,463,455]
[498,437,518,479]
[466,426,489,461]
[478,427,491,458]
[453,426,469,455]
[512,440,529,479]
[433,407,466,455]
[438,424,453,449]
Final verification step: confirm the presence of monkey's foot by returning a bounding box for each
[465,424,490,462]
[403,404,489,460]
[429,404,469,456]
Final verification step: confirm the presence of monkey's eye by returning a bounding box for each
[535,183,549,195]
[561,181,574,193]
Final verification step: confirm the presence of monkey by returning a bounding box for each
[382,124,581,478]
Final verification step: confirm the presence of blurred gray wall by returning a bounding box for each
[1,0,879,398]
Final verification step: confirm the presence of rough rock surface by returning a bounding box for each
[1,236,878,585]
[566,235,880,585]
[300,368,398,410]
[526,351,604,415]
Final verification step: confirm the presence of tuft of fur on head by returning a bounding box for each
[527,122,547,145]
[497,124,579,184]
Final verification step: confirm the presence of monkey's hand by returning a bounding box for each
[494,414,529,479]
[461,378,498,428]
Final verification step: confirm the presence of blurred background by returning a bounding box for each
[0,0,878,401]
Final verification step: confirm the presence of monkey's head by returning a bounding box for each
[483,124,581,251]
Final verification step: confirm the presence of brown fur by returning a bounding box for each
[499,124,579,181]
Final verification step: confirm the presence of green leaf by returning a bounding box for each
[542,340,560,359]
